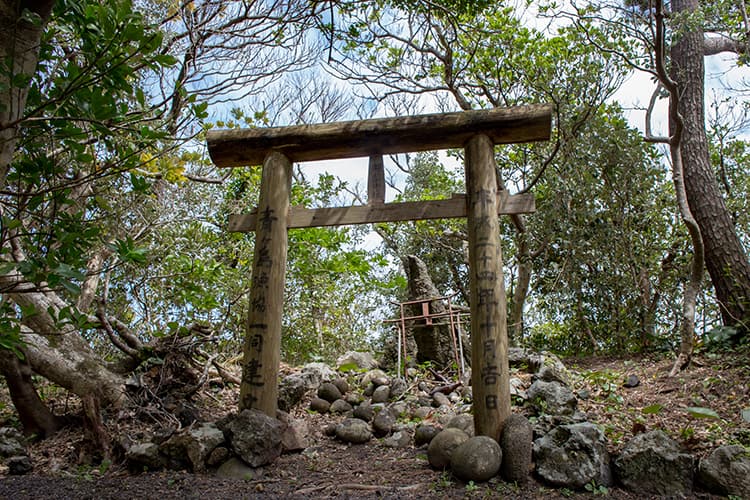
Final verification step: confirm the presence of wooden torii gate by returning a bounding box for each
[206,104,552,440]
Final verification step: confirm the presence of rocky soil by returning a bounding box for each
[0,346,748,499]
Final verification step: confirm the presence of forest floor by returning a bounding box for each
[0,346,748,499]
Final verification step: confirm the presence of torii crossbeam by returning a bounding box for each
[206,103,552,441]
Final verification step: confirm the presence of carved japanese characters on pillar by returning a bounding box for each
[239,151,292,416]
[465,134,511,441]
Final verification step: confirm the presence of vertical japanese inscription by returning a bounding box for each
[465,134,511,441]
[239,152,292,415]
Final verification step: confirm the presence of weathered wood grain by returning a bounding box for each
[239,152,291,416]
[207,104,553,168]
[227,193,535,232]
[367,155,385,205]
[465,134,511,441]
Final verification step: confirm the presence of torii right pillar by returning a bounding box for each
[465,134,511,441]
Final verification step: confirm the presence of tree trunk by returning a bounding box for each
[1,278,126,406]
[671,0,750,334]
[0,350,62,438]
[81,394,111,463]
[509,230,531,346]
[404,255,455,367]
[0,0,57,191]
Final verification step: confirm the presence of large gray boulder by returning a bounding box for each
[329,399,353,414]
[532,412,589,440]
[372,385,390,403]
[500,414,533,484]
[372,408,396,437]
[317,382,343,403]
[215,457,255,480]
[414,425,441,447]
[300,362,337,385]
[450,436,502,482]
[508,349,573,386]
[361,369,389,388]
[335,418,372,444]
[353,402,374,422]
[159,423,225,473]
[527,380,577,416]
[432,392,451,408]
[390,377,408,399]
[697,445,750,497]
[332,377,350,395]
[614,430,694,496]
[7,455,32,475]
[0,427,26,457]
[309,397,330,413]
[225,409,282,467]
[534,422,611,489]
[277,411,310,453]
[446,414,475,437]
[126,442,166,471]
[531,352,574,387]
[383,430,412,448]
[278,374,310,412]
[508,347,530,366]
[427,428,470,469]
[337,351,379,370]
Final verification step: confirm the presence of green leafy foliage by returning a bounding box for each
[642,403,664,415]
[684,407,721,420]
[110,238,148,264]
[1,0,177,327]
[584,480,609,496]
[529,106,680,354]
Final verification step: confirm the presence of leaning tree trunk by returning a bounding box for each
[0,351,63,437]
[648,0,704,375]
[671,0,750,334]
[3,279,126,407]
[404,255,456,368]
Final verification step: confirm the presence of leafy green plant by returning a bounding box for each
[495,481,519,495]
[337,362,363,374]
[465,480,478,493]
[684,407,721,419]
[432,471,453,490]
[703,326,740,349]
[641,403,664,415]
[582,369,623,396]
[98,459,112,475]
[680,426,695,440]
[584,480,609,496]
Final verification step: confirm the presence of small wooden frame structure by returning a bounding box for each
[383,294,469,378]
[207,104,552,440]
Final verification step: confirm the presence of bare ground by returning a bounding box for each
[0,347,747,499]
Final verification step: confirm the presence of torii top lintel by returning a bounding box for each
[206,104,553,168]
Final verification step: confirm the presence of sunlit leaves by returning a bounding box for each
[109,237,148,264]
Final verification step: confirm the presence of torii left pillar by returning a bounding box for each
[239,151,292,415]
